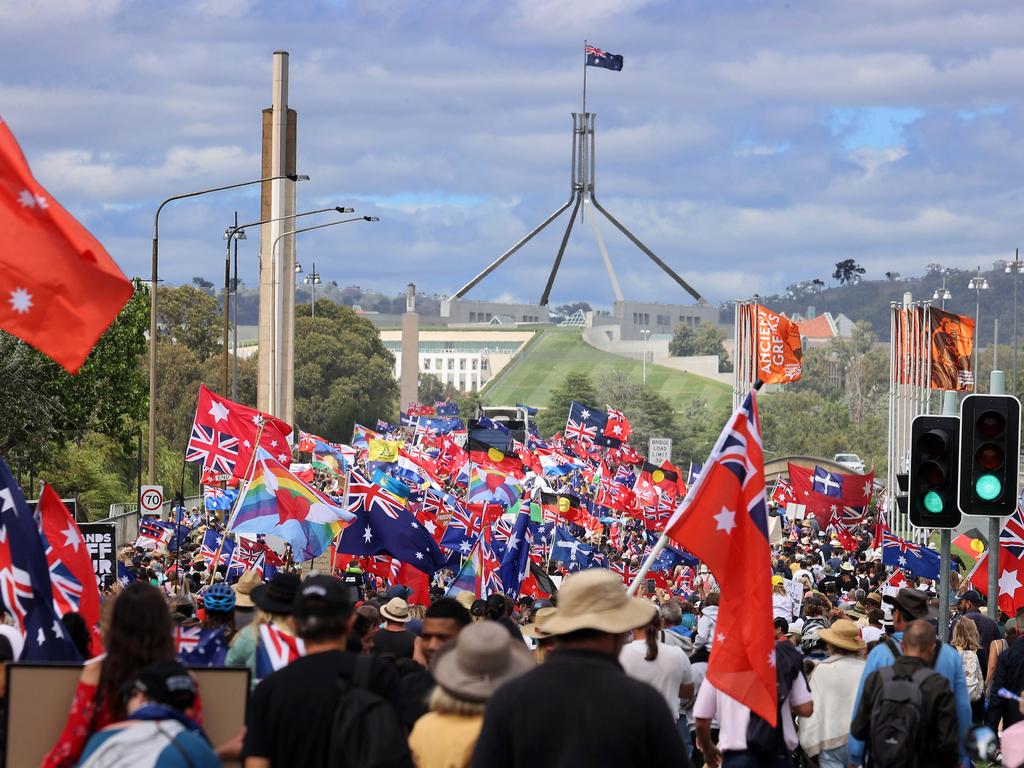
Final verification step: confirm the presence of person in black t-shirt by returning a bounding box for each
[242,575,405,768]
[372,597,417,660]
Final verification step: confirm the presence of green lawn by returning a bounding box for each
[481,328,730,410]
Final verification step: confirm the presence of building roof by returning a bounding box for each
[796,313,838,339]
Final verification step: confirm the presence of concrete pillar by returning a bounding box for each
[257,51,298,423]
[400,283,419,410]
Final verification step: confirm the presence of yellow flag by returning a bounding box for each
[367,439,401,463]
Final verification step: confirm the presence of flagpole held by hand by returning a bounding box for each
[628,380,764,596]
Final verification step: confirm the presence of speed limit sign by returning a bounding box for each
[140,485,164,516]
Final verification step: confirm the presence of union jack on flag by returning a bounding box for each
[563,418,597,443]
[185,423,240,475]
[174,625,203,654]
[1000,508,1024,558]
[347,471,407,521]
[46,549,83,617]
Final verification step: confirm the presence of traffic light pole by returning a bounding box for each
[938,390,957,638]
[988,369,1006,622]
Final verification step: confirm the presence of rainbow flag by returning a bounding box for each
[445,528,503,599]
[468,466,522,507]
[228,451,354,562]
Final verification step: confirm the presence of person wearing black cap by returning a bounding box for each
[952,589,1000,672]
[242,575,406,768]
[847,588,972,767]
[77,660,219,767]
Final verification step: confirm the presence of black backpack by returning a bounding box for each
[866,665,934,768]
[746,641,804,757]
[330,655,413,768]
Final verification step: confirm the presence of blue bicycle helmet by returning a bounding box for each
[202,583,236,612]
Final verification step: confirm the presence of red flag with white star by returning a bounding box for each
[190,384,292,480]
[38,483,100,630]
[969,508,1024,615]
[662,391,777,726]
[0,117,133,373]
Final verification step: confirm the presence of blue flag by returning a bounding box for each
[881,531,940,581]
[175,626,228,667]
[0,456,81,661]
[337,471,447,574]
[497,507,533,597]
[550,526,594,571]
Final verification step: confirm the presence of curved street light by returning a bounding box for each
[148,172,309,483]
[269,216,380,414]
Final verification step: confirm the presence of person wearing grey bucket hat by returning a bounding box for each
[472,569,690,767]
[409,622,534,768]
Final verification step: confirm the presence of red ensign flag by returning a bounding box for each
[664,391,777,725]
[0,117,132,373]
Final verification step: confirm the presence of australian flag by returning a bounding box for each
[175,626,228,667]
[435,401,460,417]
[0,456,81,661]
[585,44,623,71]
[881,531,940,581]
[338,471,448,574]
[564,401,620,448]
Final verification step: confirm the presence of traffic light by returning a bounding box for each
[909,415,961,528]
[958,394,1022,516]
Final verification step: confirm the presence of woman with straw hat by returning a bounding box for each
[409,622,533,768]
[798,619,865,768]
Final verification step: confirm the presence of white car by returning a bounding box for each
[833,453,866,473]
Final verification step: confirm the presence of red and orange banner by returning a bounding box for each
[753,304,803,384]
[929,307,975,391]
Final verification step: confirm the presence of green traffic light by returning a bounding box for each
[976,474,1002,501]
[923,491,944,513]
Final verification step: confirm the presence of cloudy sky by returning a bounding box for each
[3,0,1023,308]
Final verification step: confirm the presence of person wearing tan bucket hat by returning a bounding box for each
[373,597,416,660]
[472,569,690,766]
[798,620,865,766]
[231,568,260,631]
[410,622,534,768]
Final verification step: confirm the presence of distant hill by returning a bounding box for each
[757,262,1019,345]
[481,328,730,410]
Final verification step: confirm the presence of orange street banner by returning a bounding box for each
[754,304,803,384]
[929,307,975,391]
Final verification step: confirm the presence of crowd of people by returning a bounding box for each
[8,406,1024,767]
[10,508,1024,768]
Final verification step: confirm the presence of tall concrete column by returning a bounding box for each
[400,283,420,410]
[257,51,298,423]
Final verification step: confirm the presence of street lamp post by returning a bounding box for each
[221,206,353,395]
[304,262,322,317]
[640,329,651,384]
[148,172,309,484]
[968,266,990,390]
[269,216,379,415]
[1005,249,1023,394]
[932,272,952,310]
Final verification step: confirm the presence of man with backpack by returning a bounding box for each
[846,588,971,768]
[243,574,411,768]
[850,619,958,768]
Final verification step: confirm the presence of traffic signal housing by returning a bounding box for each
[958,394,1021,517]
[909,414,961,529]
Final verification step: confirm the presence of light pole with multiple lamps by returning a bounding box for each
[269,215,380,414]
[968,266,990,390]
[1006,248,1023,394]
[148,172,309,484]
[304,262,322,317]
[932,272,952,310]
[221,206,353,395]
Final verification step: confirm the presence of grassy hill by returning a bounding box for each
[481,328,730,410]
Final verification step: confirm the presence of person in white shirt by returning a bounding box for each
[694,644,813,768]
[860,608,884,646]
[620,614,694,725]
